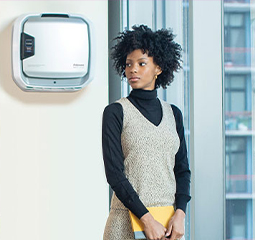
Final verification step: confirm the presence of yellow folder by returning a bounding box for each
[129,205,175,239]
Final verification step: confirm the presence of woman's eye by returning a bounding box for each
[140,62,146,66]
[126,63,131,67]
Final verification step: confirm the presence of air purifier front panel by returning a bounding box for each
[22,17,89,78]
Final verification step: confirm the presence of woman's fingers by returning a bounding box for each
[165,223,172,237]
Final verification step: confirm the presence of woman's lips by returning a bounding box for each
[128,77,140,82]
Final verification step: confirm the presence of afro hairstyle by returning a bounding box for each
[111,24,182,89]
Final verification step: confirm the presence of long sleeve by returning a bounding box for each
[171,104,191,213]
[102,102,149,219]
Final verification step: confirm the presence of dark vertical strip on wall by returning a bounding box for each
[108,0,123,104]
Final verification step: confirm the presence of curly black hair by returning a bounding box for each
[111,25,182,89]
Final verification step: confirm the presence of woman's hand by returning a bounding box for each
[140,212,167,240]
[165,209,185,240]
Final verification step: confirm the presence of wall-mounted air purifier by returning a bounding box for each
[12,13,95,92]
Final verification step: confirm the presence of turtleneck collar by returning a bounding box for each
[129,89,157,100]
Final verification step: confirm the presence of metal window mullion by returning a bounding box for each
[153,0,157,31]
[247,199,252,239]
[246,137,252,193]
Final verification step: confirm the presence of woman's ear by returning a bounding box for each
[156,65,162,76]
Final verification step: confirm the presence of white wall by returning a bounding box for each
[0,1,109,240]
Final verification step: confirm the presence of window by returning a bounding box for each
[224,1,254,239]
[225,74,251,131]
[226,137,249,193]
[226,200,248,239]
[224,12,249,66]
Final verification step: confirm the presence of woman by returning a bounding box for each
[102,25,191,240]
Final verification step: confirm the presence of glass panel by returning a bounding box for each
[224,1,255,240]
[224,14,228,26]
[224,12,247,66]
[226,137,247,193]
[230,29,245,47]
[228,137,246,151]
[128,0,154,28]
[231,92,245,112]
[231,76,245,88]
[226,200,247,239]
[229,14,244,27]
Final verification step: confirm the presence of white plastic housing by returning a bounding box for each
[12,13,95,92]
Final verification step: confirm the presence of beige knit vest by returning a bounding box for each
[111,97,180,210]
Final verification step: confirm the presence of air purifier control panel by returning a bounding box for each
[21,33,35,60]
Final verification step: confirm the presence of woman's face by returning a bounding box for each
[125,49,161,90]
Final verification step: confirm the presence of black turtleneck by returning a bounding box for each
[127,89,162,126]
[102,89,191,219]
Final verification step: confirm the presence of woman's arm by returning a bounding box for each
[165,105,191,239]
[171,105,191,213]
[102,103,148,219]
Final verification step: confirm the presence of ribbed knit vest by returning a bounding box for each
[111,97,180,210]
